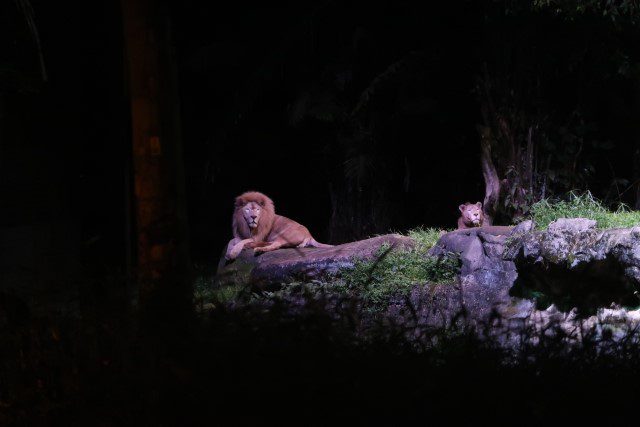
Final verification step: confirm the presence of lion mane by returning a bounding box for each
[225,191,332,260]
[232,191,276,244]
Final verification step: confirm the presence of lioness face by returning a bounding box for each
[241,202,262,229]
[460,202,483,226]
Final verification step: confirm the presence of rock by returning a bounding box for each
[216,234,414,287]
[512,219,535,236]
[547,217,596,233]
[505,223,640,310]
[429,226,513,275]
[428,225,520,321]
[422,220,640,335]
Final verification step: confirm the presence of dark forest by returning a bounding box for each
[4,0,640,425]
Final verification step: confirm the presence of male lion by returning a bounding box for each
[457,202,484,229]
[225,191,332,260]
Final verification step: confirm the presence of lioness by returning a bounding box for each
[225,191,332,260]
[457,202,484,229]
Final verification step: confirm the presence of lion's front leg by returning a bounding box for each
[225,238,241,259]
[253,240,285,254]
[244,240,270,249]
[226,238,253,260]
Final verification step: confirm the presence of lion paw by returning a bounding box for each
[228,248,243,259]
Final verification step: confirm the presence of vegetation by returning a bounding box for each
[193,275,246,310]
[406,227,448,249]
[340,228,459,307]
[528,191,640,229]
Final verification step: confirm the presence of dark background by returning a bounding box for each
[2,0,484,290]
[175,0,485,261]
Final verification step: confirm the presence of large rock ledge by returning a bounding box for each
[216,219,640,345]
[216,234,413,287]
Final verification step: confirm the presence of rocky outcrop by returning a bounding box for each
[383,219,640,347]
[426,226,519,320]
[216,234,414,288]
[217,218,640,347]
[504,219,640,310]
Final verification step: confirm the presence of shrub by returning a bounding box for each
[529,191,640,229]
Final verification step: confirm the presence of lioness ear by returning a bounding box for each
[258,200,265,207]
[234,197,244,208]
[459,204,466,213]
[476,202,482,208]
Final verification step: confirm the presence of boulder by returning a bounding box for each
[427,225,522,321]
[504,218,640,310]
[216,234,414,288]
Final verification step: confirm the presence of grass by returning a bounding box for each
[193,275,244,310]
[407,226,448,248]
[340,227,459,307]
[529,191,640,230]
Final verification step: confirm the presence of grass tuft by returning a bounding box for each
[341,228,459,307]
[407,226,449,249]
[529,191,640,230]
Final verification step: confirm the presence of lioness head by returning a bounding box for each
[459,202,484,226]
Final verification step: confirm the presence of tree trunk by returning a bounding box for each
[480,131,500,226]
[121,0,190,312]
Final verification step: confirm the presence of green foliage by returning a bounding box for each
[533,0,640,23]
[341,229,460,307]
[407,227,449,249]
[193,275,244,310]
[529,191,640,229]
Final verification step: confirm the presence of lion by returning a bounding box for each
[457,202,485,229]
[225,191,332,260]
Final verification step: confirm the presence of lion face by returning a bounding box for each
[459,202,483,226]
[233,191,276,240]
[240,202,263,229]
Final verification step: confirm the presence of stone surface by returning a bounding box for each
[394,220,640,342]
[547,217,597,234]
[428,225,520,321]
[504,219,640,309]
[216,234,414,287]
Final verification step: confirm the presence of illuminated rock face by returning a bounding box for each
[427,226,518,321]
[427,218,640,322]
[505,219,640,310]
[392,220,640,347]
